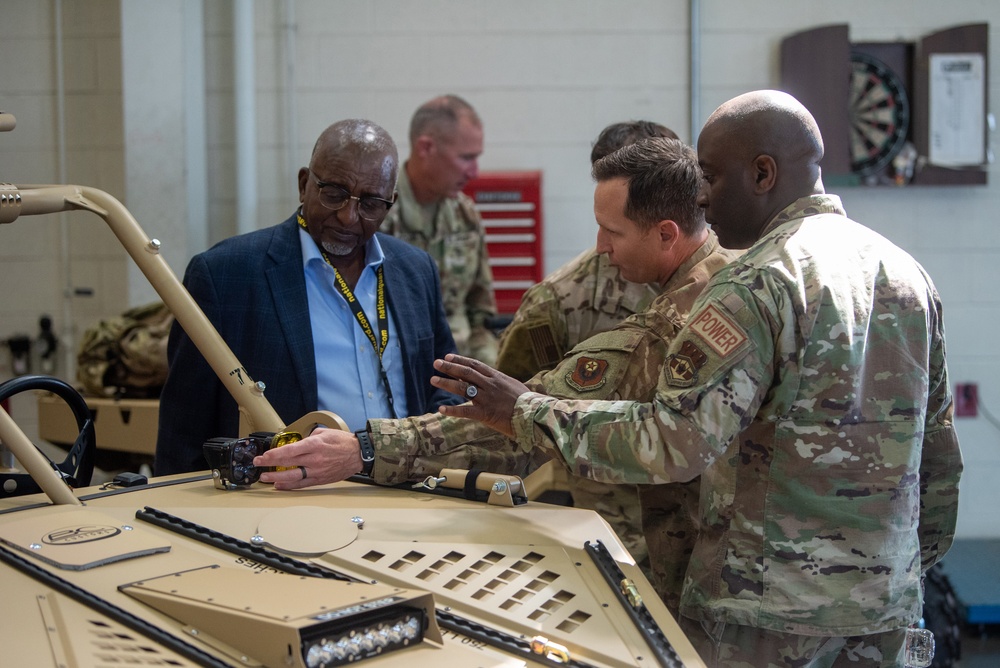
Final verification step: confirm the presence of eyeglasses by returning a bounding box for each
[311,172,395,221]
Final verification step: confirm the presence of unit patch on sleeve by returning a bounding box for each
[666,340,708,386]
[687,304,747,357]
[566,356,609,392]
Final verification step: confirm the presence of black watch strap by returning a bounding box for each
[355,429,375,477]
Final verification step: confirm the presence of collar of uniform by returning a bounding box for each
[758,194,847,240]
[661,229,721,293]
[297,223,386,274]
[390,166,433,236]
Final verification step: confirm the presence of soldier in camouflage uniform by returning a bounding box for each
[430,91,963,667]
[495,121,680,382]
[382,95,499,364]
[255,137,738,614]
[494,120,684,585]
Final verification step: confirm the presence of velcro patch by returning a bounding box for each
[687,304,747,357]
[528,324,560,367]
[566,356,609,392]
[666,340,708,386]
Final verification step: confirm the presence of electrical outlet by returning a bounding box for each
[955,383,978,418]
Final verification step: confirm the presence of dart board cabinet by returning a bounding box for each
[780,23,988,187]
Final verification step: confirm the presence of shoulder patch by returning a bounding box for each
[687,304,747,357]
[565,356,609,392]
[528,324,560,367]
[666,340,708,387]
[720,291,747,317]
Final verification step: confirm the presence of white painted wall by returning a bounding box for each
[0,0,997,539]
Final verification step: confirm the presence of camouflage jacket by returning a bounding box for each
[511,195,963,636]
[383,168,499,364]
[495,248,661,382]
[368,234,736,609]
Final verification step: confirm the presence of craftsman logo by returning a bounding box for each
[666,340,708,386]
[689,304,747,357]
[566,356,608,392]
[43,524,121,545]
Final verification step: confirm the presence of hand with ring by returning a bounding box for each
[254,427,367,490]
[431,353,531,437]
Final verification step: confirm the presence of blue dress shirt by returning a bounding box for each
[300,227,409,431]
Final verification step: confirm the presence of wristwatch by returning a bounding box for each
[355,429,375,477]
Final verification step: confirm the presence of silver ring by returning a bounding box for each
[465,384,478,399]
[298,465,307,480]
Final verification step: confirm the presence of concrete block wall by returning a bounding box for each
[0,0,126,443]
[0,0,127,371]
[0,0,997,539]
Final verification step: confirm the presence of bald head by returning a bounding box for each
[705,90,824,193]
[697,90,825,249]
[312,119,398,172]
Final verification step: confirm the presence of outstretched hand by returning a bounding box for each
[431,354,531,438]
[254,428,362,490]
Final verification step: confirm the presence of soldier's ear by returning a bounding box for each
[658,219,680,245]
[414,134,436,158]
[752,154,777,193]
[297,167,310,202]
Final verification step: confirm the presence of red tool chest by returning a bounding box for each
[463,171,544,315]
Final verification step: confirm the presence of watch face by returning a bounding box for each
[848,51,911,175]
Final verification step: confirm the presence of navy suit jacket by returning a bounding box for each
[154,215,460,475]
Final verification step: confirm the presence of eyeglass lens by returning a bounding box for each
[317,183,389,220]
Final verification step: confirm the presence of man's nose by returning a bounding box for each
[595,229,611,254]
[696,185,709,208]
[336,198,361,224]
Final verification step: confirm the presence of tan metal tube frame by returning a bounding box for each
[3,184,287,436]
[0,183,350,503]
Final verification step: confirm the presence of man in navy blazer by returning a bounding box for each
[155,119,461,476]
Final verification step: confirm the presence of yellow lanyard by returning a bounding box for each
[298,213,396,416]
[297,212,388,360]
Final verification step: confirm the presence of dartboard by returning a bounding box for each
[848,52,911,175]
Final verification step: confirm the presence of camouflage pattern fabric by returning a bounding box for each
[383,168,499,364]
[495,242,712,579]
[77,301,173,398]
[368,234,736,611]
[677,616,907,668]
[510,195,963,636]
[495,248,660,382]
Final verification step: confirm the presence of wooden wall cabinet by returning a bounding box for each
[781,23,989,186]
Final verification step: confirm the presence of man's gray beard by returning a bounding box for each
[322,240,352,256]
